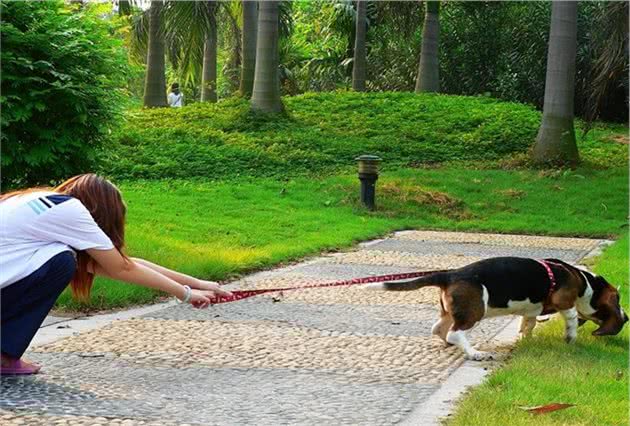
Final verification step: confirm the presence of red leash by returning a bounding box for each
[208,269,449,305]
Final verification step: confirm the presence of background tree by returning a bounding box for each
[201,1,218,102]
[585,1,629,126]
[1,0,127,186]
[367,1,423,91]
[143,0,167,107]
[351,0,367,91]
[161,1,218,102]
[415,1,440,93]
[532,0,579,165]
[240,0,258,97]
[251,0,283,112]
[218,1,242,95]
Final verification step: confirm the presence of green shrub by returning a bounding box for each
[102,92,544,180]
[1,1,128,187]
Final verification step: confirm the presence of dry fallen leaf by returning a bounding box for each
[519,403,575,415]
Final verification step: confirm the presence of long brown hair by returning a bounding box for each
[1,174,127,300]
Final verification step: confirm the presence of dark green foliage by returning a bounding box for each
[1,1,128,187]
[288,1,627,122]
[102,92,542,180]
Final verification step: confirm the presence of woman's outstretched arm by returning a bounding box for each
[86,248,231,307]
[131,257,222,292]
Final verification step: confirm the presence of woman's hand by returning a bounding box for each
[188,283,233,309]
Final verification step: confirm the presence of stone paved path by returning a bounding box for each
[1,231,604,425]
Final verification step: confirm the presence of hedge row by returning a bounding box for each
[102,92,543,180]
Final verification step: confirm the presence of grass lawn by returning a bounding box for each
[447,235,629,426]
[56,164,628,311]
[54,92,628,311]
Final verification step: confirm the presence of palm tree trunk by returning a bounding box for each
[143,0,167,108]
[240,0,258,98]
[251,0,283,112]
[532,1,579,165]
[201,3,217,103]
[415,1,440,93]
[352,0,367,91]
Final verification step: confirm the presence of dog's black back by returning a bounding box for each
[446,257,556,308]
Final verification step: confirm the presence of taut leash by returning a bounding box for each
[207,269,449,305]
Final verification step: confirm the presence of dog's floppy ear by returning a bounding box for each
[592,319,619,336]
[592,321,617,336]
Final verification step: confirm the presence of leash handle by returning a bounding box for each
[207,269,448,305]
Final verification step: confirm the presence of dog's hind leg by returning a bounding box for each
[519,316,537,338]
[445,283,494,361]
[446,328,493,361]
[431,314,453,344]
[432,298,454,344]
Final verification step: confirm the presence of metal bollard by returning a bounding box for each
[355,155,381,210]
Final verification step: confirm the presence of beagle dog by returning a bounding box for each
[366,257,628,360]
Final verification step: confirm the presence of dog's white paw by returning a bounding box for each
[465,351,495,361]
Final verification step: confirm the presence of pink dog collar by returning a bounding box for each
[537,259,558,294]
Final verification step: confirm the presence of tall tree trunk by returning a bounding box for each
[532,1,579,165]
[251,0,283,112]
[201,2,217,103]
[117,0,131,16]
[240,0,258,97]
[415,1,440,93]
[352,0,367,91]
[143,0,167,108]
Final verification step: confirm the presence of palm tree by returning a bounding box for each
[251,0,283,112]
[240,1,258,97]
[143,0,167,107]
[415,1,440,93]
[200,1,218,102]
[532,1,579,165]
[352,0,367,91]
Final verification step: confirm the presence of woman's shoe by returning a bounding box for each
[0,357,41,375]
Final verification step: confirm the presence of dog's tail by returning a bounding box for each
[363,272,450,291]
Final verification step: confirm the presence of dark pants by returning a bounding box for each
[1,251,76,358]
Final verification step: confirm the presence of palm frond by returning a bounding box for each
[279,0,294,39]
[129,8,150,64]
[162,0,218,87]
[585,1,629,126]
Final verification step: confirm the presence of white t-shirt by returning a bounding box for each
[168,92,183,107]
[0,191,114,288]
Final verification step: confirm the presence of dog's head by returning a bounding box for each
[584,275,628,336]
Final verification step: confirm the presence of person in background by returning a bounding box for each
[0,174,231,375]
[167,82,184,107]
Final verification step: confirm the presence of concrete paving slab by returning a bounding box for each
[41,316,74,328]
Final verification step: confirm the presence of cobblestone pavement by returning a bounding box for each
[1,231,604,425]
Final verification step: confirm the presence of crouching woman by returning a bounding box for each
[0,174,231,375]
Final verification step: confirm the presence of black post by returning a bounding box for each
[356,155,381,210]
